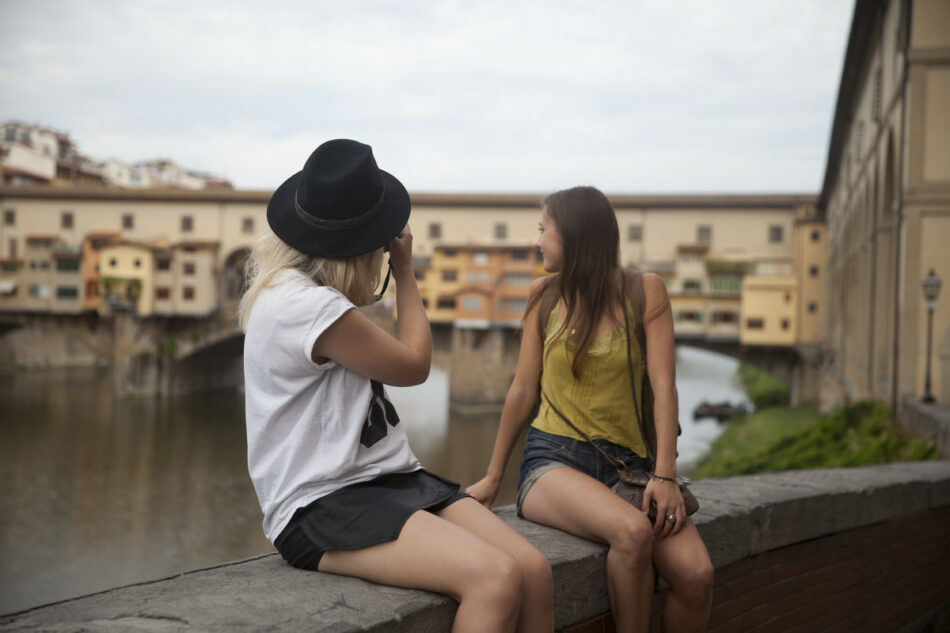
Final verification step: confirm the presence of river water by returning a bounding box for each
[0,345,746,614]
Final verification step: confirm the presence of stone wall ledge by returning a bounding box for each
[3,461,949,632]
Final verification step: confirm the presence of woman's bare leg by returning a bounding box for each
[521,467,654,633]
[437,497,554,633]
[652,519,713,633]
[318,509,523,633]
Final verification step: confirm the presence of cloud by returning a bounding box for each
[0,0,855,192]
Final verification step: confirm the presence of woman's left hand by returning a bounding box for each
[642,477,686,539]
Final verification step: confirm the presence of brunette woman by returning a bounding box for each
[241,139,553,633]
[468,186,713,632]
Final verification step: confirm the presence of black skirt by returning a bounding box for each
[274,469,469,570]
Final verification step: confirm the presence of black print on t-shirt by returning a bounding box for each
[360,380,401,448]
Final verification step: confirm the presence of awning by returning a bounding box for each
[0,280,18,295]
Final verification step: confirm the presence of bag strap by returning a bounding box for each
[541,391,627,474]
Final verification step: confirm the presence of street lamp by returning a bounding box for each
[921,269,942,403]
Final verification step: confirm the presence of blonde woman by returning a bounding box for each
[239,140,552,633]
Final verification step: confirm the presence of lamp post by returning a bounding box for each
[921,269,942,403]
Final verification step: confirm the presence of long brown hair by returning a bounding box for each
[528,186,622,377]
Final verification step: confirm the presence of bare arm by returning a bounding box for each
[311,226,432,387]
[466,278,546,507]
[640,273,686,537]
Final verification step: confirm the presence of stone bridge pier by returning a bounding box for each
[111,307,244,397]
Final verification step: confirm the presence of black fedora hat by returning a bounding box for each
[267,139,410,258]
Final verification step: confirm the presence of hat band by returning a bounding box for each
[294,190,386,231]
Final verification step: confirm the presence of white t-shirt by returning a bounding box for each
[243,269,420,543]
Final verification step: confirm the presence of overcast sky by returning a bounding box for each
[0,1,855,194]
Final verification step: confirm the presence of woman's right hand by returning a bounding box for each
[465,475,501,508]
[387,225,413,276]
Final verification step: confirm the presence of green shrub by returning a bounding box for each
[738,363,790,408]
[692,400,939,478]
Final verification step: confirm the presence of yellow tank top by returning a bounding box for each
[531,300,647,457]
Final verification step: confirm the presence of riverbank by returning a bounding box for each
[690,400,940,479]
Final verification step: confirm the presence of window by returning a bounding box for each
[1,263,17,273]
[463,296,483,311]
[56,259,80,272]
[808,302,818,314]
[683,279,702,292]
[436,297,455,309]
[768,225,783,243]
[8,238,16,259]
[697,225,711,243]
[429,222,442,239]
[510,250,529,261]
[711,278,740,293]
[61,212,74,230]
[414,270,425,281]
[746,318,764,330]
[781,319,790,330]
[472,252,489,265]
[494,223,507,239]
[3,209,14,226]
[677,311,703,323]
[56,286,78,299]
[122,213,134,230]
[183,262,196,275]
[442,249,457,257]
[156,258,171,271]
[134,258,141,268]
[85,280,98,297]
[441,270,457,282]
[785,293,792,304]
[502,298,527,313]
[628,225,643,242]
[181,215,194,232]
[811,230,821,243]
[183,286,195,300]
[108,258,117,267]
[242,217,255,234]
[39,261,50,270]
[506,273,532,286]
[809,265,819,277]
[712,311,738,324]
[155,287,170,300]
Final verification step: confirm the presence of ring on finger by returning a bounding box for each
[665,513,676,525]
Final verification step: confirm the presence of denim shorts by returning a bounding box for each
[516,427,649,516]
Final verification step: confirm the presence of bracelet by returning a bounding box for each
[651,473,678,484]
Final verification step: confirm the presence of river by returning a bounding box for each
[0,345,746,614]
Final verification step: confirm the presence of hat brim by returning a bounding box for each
[266,168,411,258]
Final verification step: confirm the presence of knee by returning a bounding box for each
[472,550,524,609]
[609,515,653,568]
[675,557,714,604]
[519,547,553,595]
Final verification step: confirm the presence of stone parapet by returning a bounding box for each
[3,461,949,632]
[900,397,950,457]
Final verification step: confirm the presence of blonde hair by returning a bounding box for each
[238,233,384,331]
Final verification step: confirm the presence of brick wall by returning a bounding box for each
[566,506,950,633]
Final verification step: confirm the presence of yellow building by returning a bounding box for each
[820,0,950,405]
[99,242,156,315]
